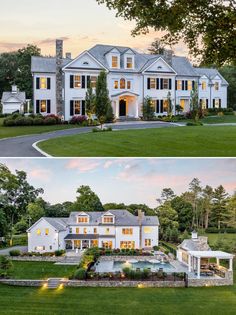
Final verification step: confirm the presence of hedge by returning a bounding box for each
[205,227,236,233]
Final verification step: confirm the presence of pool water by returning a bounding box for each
[95,260,175,273]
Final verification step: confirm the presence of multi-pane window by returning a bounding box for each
[114,80,119,89]
[200,98,207,109]
[102,241,112,249]
[215,82,219,90]
[127,80,131,89]
[187,80,192,91]
[163,79,169,89]
[150,78,156,89]
[74,100,81,115]
[202,81,207,90]
[145,239,151,246]
[163,99,169,112]
[177,80,182,90]
[122,228,133,235]
[78,217,88,223]
[36,229,41,236]
[103,217,114,223]
[214,98,221,108]
[69,228,72,234]
[105,228,110,234]
[84,228,87,234]
[112,56,118,68]
[36,77,50,90]
[39,100,47,113]
[76,228,80,234]
[90,76,97,88]
[94,228,97,234]
[40,77,47,89]
[45,228,49,236]
[120,241,135,249]
[120,78,126,89]
[126,57,133,69]
[74,75,81,88]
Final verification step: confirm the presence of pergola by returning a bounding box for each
[188,250,234,279]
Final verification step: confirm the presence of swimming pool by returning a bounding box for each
[95,260,175,273]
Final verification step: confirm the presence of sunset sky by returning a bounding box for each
[1,158,235,207]
[0,0,188,57]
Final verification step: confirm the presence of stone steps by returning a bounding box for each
[47,278,62,289]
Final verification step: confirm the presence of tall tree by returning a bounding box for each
[26,201,45,225]
[142,96,155,120]
[157,201,179,238]
[75,185,104,212]
[219,65,236,109]
[188,178,202,228]
[148,38,166,55]
[171,196,193,232]
[202,185,214,229]
[96,0,236,65]
[190,84,200,122]
[227,192,236,228]
[211,185,229,229]
[85,84,96,121]
[95,70,111,127]
[160,188,175,203]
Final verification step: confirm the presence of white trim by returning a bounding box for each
[32,140,52,157]
[142,57,177,75]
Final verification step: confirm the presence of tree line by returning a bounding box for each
[0,164,235,242]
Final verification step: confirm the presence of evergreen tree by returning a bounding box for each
[75,185,104,212]
[211,185,229,229]
[142,96,155,120]
[166,91,173,118]
[85,84,96,122]
[190,84,199,122]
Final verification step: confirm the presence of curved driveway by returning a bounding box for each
[0,121,178,157]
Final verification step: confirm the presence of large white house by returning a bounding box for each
[31,40,228,120]
[27,210,159,253]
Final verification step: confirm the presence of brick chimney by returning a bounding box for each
[56,39,63,115]
[138,210,144,249]
[164,49,173,66]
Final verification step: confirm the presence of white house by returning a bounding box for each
[27,210,159,253]
[31,40,228,121]
[1,85,29,114]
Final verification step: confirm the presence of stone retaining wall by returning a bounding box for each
[9,256,64,262]
[99,256,159,262]
[0,279,45,287]
[188,278,233,287]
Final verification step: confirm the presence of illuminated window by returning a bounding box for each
[163,79,169,89]
[215,82,219,90]
[114,80,119,89]
[84,228,87,234]
[76,228,80,234]
[187,80,192,91]
[74,100,81,115]
[102,241,112,249]
[120,241,135,249]
[40,100,47,113]
[36,229,41,236]
[112,56,118,68]
[45,228,49,236]
[150,78,156,89]
[145,239,151,247]
[127,81,131,89]
[94,228,97,234]
[144,227,153,233]
[214,98,221,108]
[105,228,110,235]
[122,228,133,235]
[163,99,169,112]
[200,98,207,109]
[91,240,98,247]
[126,57,133,69]
[180,99,185,110]
[35,246,45,251]
[78,216,88,223]
[74,75,81,88]
[177,80,182,90]
[90,76,97,88]
[103,216,114,223]
[202,81,207,90]
[40,77,47,89]
[120,78,126,89]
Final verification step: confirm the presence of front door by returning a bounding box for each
[119,99,126,116]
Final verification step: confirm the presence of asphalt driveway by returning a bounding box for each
[0,246,28,255]
[0,121,177,157]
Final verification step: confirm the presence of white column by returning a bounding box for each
[188,254,192,272]
[135,99,139,118]
[216,258,220,266]
[229,258,233,271]
[89,240,91,248]
[72,240,74,250]
[197,257,201,279]
[80,241,82,250]
[115,100,119,118]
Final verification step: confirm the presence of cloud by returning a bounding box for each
[65,159,100,173]
[0,41,28,51]
[29,168,52,181]
[37,37,70,46]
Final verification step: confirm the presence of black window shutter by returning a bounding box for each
[87,76,91,88]
[169,79,172,90]
[70,75,74,88]
[182,80,184,91]
[185,81,188,90]
[160,100,163,113]
[160,79,163,90]
[213,99,215,108]
[156,100,159,113]
[175,80,177,90]
[147,78,150,90]
[36,100,40,113]
[206,99,209,109]
[200,99,202,107]
[82,76,86,89]
[47,100,51,113]
[36,78,40,89]
[70,101,74,116]
[219,99,221,108]
[82,100,86,115]
[192,81,195,90]
[47,78,51,90]
[156,78,159,90]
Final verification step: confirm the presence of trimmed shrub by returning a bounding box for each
[73,268,86,280]
[44,117,57,125]
[33,118,44,125]
[70,115,88,125]
[9,249,21,256]
[3,119,15,126]
[186,121,203,126]
[54,250,65,256]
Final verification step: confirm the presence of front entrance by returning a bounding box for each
[119,99,126,116]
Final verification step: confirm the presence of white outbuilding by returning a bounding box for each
[1,85,29,114]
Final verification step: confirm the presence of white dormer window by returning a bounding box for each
[102,214,114,224]
[126,57,133,69]
[112,56,118,68]
[214,82,219,90]
[77,213,89,223]
[202,81,207,90]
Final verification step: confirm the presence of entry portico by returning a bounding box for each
[111,91,139,119]
[65,234,99,250]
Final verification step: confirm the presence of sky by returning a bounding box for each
[1,158,235,208]
[0,0,188,57]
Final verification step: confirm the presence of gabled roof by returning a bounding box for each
[178,237,210,252]
[27,217,68,232]
[1,91,26,103]
[194,67,229,85]
[31,56,70,73]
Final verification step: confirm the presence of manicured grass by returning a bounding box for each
[201,115,236,124]
[202,233,236,247]
[0,118,76,139]
[38,126,236,157]
[0,281,236,315]
[10,261,76,279]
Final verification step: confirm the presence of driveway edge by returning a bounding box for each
[32,140,52,157]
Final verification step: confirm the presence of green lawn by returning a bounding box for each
[9,261,76,280]
[201,115,236,124]
[0,118,77,139]
[202,233,236,248]
[38,126,236,157]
